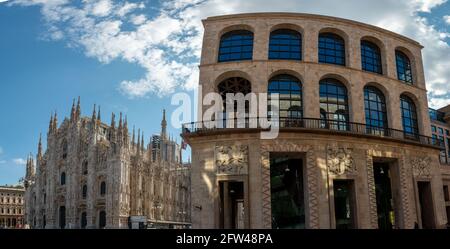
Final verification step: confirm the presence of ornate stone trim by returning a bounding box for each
[399,155,412,228]
[327,147,356,176]
[260,141,319,229]
[215,145,249,175]
[411,156,432,178]
[365,152,378,229]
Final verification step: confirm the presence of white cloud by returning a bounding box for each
[444,15,450,25]
[0,0,10,3]
[12,158,27,165]
[10,0,450,107]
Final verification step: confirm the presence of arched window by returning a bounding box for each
[99,211,106,229]
[82,161,88,175]
[361,41,382,74]
[396,50,413,84]
[218,30,253,62]
[400,95,419,139]
[268,74,302,122]
[217,77,252,118]
[319,78,349,131]
[60,172,66,185]
[269,29,302,60]
[81,212,87,229]
[319,33,345,66]
[82,185,87,199]
[100,181,106,196]
[62,140,68,159]
[364,86,388,135]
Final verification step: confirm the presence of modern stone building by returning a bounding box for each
[429,106,450,223]
[24,99,191,229]
[182,13,449,229]
[0,185,25,229]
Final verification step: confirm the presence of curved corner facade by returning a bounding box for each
[184,13,449,229]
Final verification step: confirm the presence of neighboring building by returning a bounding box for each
[0,185,25,229]
[182,13,449,229]
[24,99,190,229]
[429,106,450,223]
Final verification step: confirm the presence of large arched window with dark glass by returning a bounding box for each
[364,86,388,135]
[361,41,382,74]
[100,181,106,196]
[269,29,302,60]
[319,33,345,66]
[218,30,253,62]
[319,79,349,131]
[60,172,66,185]
[400,95,419,139]
[268,74,302,126]
[396,50,413,84]
[82,185,87,199]
[217,77,252,121]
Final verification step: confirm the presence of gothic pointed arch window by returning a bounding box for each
[319,78,349,131]
[62,139,68,159]
[81,212,87,229]
[82,160,88,175]
[60,172,66,185]
[100,181,106,196]
[218,30,254,62]
[82,184,87,199]
[99,211,106,229]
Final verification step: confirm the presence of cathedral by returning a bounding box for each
[24,98,191,229]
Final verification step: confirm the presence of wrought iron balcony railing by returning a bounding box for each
[182,117,444,148]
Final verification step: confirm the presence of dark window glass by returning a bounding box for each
[320,78,349,130]
[431,125,437,133]
[62,140,68,159]
[400,95,419,139]
[81,212,87,229]
[269,29,302,60]
[319,33,345,66]
[99,211,106,229]
[439,127,444,135]
[100,181,106,196]
[217,77,252,116]
[396,50,413,84]
[82,185,87,199]
[429,108,445,122]
[82,161,88,175]
[268,75,302,119]
[218,30,253,62]
[364,86,388,135]
[60,172,66,185]
[361,41,382,74]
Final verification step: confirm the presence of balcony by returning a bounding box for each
[182,117,444,149]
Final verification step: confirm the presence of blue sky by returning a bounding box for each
[0,0,449,185]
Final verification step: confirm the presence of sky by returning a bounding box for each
[0,0,449,185]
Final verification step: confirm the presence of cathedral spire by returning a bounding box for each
[91,104,97,124]
[53,111,58,131]
[111,113,116,129]
[118,112,123,130]
[161,109,167,140]
[132,126,136,148]
[70,98,76,121]
[137,129,141,155]
[141,132,144,152]
[49,113,54,133]
[37,133,43,159]
[97,105,101,122]
[75,96,81,120]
